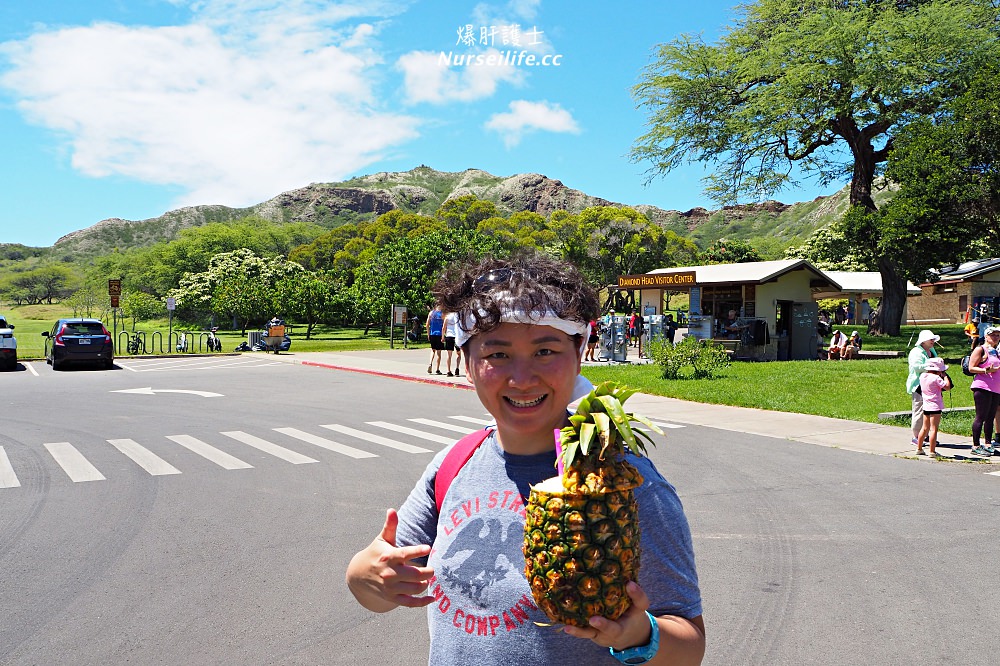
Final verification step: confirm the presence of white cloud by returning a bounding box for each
[484,99,579,148]
[0,0,420,208]
[397,48,522,104]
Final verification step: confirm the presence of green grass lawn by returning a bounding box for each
[2,304,978,438]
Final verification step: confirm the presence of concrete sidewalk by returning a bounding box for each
[267,348,998,464]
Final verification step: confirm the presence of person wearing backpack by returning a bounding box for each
[906,330,940,449]
[425,305,445,374]
[967,326,1000,457]
[346,252,705,666]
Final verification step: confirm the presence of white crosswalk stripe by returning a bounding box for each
[107,438,182,476]
[273,428,378,459]
[320,424,431,454]
[1,414,689,490]
[407,418,478,435]
[219,431,319,464]
[450,415,494,426]
[44,442,106,482]
[165,435,254,470]
[366,421,456,445]
[0,446,20,488]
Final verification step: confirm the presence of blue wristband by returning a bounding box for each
[609,611,660,664]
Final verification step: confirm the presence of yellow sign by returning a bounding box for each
[617,272,696,289]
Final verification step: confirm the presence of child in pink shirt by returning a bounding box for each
[917,358,953,457]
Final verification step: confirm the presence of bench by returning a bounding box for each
[856,350,903,359]
[877,406,974,420]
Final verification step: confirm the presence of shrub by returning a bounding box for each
[647,335,731,379]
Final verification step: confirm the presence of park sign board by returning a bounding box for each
[617,271,696,289]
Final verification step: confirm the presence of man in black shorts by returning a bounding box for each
[426,306,445,374]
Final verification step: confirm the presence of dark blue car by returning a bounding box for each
[42,318,115,370]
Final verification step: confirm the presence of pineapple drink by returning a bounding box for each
[523,381,662,628]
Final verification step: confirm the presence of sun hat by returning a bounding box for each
[924,358,948,372]
[916,329,939,345]
[986,326,1000,336]
[851,330,859,337]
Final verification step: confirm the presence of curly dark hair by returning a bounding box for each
[432,251,599,346]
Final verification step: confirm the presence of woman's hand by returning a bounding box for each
[561,581,654,650]
[346,508,436,613]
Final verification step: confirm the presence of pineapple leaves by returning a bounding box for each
[562,381,661,463]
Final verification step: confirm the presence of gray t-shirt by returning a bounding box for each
[395,433,702,666]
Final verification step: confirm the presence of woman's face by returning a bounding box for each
[464,322,582,455]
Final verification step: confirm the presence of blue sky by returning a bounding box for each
[0,0,843,247]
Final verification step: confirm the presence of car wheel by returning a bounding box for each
[104,358,115,370]
[52,356,63,371]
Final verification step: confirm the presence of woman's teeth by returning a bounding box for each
[507,395,545,408]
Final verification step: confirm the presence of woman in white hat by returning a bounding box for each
[906,329,939,448]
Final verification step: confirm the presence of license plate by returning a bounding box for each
[78,338,91,345]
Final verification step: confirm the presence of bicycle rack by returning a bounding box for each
[117,331,131,354]
[150,331,164,354]
[197,332,210,353]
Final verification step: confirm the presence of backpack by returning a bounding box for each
[434,427,493,513]
[428,310,444,336]
[962,346,982,377]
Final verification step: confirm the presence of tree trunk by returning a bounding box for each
[846,135,906,336]
[873,255,907,336]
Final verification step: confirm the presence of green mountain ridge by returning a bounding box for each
[17,166,856,259]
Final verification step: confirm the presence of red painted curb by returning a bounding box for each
[299,360,475,390]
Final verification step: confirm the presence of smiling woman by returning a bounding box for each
[346,250,706,666]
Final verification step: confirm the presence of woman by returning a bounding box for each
[844,331,862,360]
[968,326,1000,456]
[346,252,705,665]
[585,318,599,361]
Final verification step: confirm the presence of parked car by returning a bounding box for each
[42,318,115,370]
[0,314,16,370]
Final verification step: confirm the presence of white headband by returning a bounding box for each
[455,308,589,349]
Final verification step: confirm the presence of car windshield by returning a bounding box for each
[63,323,105,335]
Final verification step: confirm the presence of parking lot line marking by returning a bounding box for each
[44,442,106,482]
[449,415,494,426]
[0,447,21,488]
[988,470,1000,476]
[25,363,38,377]
[219,431,319,464]
[107,439,182,476]
[320,424,431,454]
[165,435,254,470]
[407,418,478,435]
[365,421,456,445]
[273,428,378,459]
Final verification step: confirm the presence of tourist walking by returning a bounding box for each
[426,305,445,374]
[906,330,940,448]
[584,318,599,361]
[444,310,459,376]
[967,326,1000,456]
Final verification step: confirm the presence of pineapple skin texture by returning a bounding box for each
[522,465,643,628]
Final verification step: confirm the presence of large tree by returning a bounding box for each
[632,0,999,334]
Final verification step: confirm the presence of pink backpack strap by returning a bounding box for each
[434,428,492,513]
